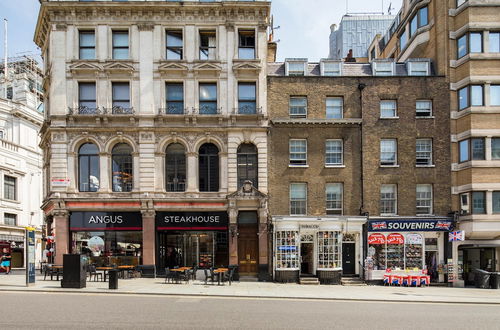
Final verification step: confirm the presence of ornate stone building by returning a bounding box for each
[35,0,271,279]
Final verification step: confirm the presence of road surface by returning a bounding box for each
[1,291,499,329]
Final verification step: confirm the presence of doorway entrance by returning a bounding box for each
[342,242,355,275]
[237,212,259,275]
[300,243,314,275]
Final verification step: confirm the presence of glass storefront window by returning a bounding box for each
[385,234,404,269]
[71,231,142,266]
[405,234,423,269]
[159,231,228,270]
[276,231,299,269]
[317,231,341,269]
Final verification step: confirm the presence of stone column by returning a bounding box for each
[258,205,269,277]
[132,152,140,192]
[228,204,238,265]
[53,211,69,265]
[141,210,156,266]
[67,152,77,192]
[186,152,198,192]
[219,152,228,192]
[99,152,110,192]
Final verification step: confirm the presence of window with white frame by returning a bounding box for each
[373,62,394,76]
[317,231,341,269]
[321,61,341,76]
[3,213,17,226]
[4,175,16,200]
[199,30,216,60]
[276,231,299,269]
[408,61,430,76]
[416,184,433,215]
[326,97,343,119]
[325,140,343,165]
[380,184,397,215]
[326,183,343,215]
[287,62,305,76]
[416,100,432,117]
[289,139,307,165]
[79,30,95,60]
[380,139,397,166]
[380,100,397,118]
[289,97,307,118]
[290,183,307,215]
[416,139,432,166]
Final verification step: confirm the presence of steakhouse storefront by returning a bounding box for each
[70,212,143,266]
[155,212,229,272]
[366,218,453,283]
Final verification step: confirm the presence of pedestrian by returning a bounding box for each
[0,248,12,274]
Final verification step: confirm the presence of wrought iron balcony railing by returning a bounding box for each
[233,105,263,115]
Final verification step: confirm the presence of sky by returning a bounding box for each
[0,0,402,62]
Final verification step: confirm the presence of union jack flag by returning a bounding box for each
[372,222,387,230]
[436,221,451,230]
[449,231,464,242]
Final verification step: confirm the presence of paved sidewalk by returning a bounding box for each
[1,273,500,304]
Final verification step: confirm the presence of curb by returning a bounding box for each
[1,287,500,305]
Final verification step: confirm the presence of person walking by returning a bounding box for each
[0,248,12,274]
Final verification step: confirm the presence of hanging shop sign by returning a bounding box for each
[386,233,404,245]
[368,219,453,232]
[70,212,142,231]
[156,212,229,230]
[368,233,386,245]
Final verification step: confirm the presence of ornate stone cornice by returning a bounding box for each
[137,23,155,31]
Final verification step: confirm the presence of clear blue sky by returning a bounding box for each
[0,0,402,62]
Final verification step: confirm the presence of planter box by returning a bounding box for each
[275,270,299,283]
[317,270,341,285]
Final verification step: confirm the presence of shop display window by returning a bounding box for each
[368,233,386,270]
[158,231,228,270]
[385,233,404,269]
[317,231,341,269]
[405,233,423,269]
[276,231,299,269]
[72,231,142,266]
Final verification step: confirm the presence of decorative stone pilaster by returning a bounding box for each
[186,152,198,192]
[53,210,69,265]
[141,209,156,265]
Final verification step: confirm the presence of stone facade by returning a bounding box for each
[35,0,271,279]
[0,58,44,268]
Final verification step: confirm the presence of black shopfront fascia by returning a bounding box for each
[155,212,229,230]
[70,212,143,231]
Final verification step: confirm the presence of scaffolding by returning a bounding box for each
[0,54,44,102]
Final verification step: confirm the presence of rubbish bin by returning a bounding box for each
[108,269,119,290]
[474,269,491,289]
[490,272,500,289]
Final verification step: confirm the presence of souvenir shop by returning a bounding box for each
[365,218,453,283]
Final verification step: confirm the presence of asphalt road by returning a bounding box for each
[1,292,499,330]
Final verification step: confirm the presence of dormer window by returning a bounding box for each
[372,61,394,76]
[320,60,341,76]
[285,59,307,76]
[407,61,430,76]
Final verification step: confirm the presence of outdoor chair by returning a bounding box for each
[189,265,198,281]
[88,264,103,282]
[44,265,63,281]
[165,268,179,284]
[179,269,190,283]
[224,267,236,286]
[204,268,215,285]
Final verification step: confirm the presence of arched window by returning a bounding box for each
[112,143,133,192]
[237,143,258,189]
[199,143,219,192]
[166,143,186,192]
[78,143,100,192]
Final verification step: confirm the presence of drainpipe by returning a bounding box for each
[358,82,366,215]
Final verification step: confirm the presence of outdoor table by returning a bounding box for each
[214,268,229,285]
[170,268,192,283]
[117,265,135,279]
[96,267,114,282]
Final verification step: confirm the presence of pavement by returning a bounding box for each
[1,271,500,304]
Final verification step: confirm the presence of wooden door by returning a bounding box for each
[238,224,258,275]
[342,243,356,275]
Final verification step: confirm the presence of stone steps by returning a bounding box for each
[299,277,320,285]
[341,277,366,286]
